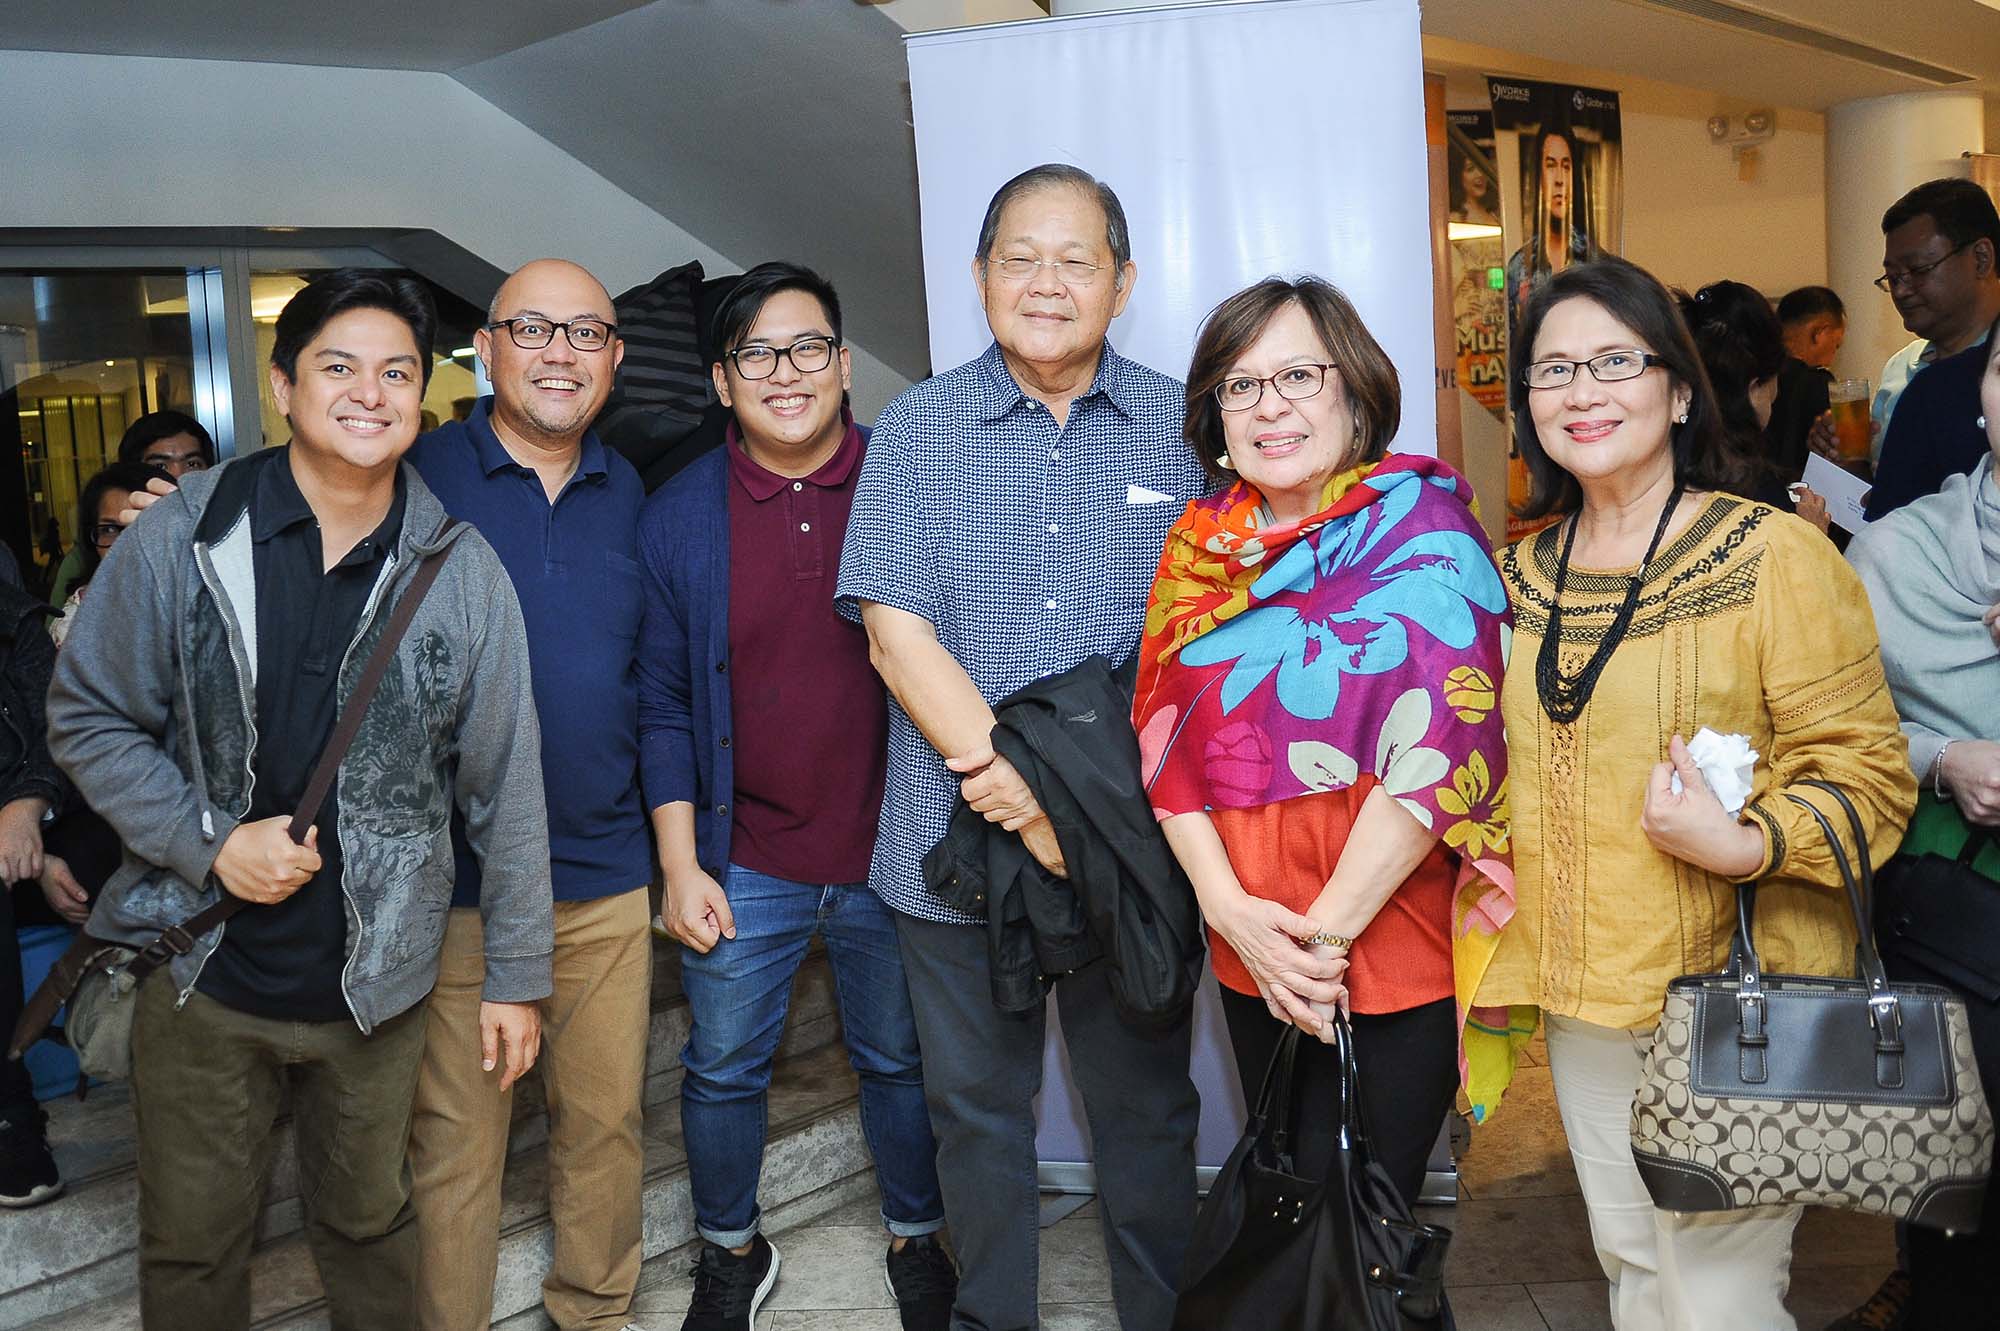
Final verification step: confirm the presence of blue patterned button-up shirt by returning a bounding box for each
[836,340,1208,923]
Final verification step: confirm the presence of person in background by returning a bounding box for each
[0,573,66,1208]
[638,261,953,1331]
[1675,281,1793,507]
[1777,285,1845,372]
[1767,287,1840,501]
[47,412,215,609]
[116,409,215,477]
[49,461,161,648]
[837,163,1207,1331]
[1479,257,1915,1331]
[1842,331,2000,1331]
[1136,276,1515,1225]
[1862,180,2000,500]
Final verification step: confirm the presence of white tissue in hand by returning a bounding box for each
[1668,727,1759,815]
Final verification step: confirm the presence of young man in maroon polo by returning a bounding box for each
[635,263,954,1331]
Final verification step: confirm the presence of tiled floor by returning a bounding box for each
[630,1032,1897,1331]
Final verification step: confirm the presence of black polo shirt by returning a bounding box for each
[196,449,406,1022]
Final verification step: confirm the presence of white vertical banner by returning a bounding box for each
[905,0,1435,1178]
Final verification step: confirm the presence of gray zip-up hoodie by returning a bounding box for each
[46,450,554,1031]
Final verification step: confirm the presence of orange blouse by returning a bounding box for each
[1207,775,1455,1015]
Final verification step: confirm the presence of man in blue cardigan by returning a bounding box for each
[635,263,953,1331]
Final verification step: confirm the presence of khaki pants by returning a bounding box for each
[1544,1013,1802,1331]
[410,888,652,1331]
[130,976,428,1331]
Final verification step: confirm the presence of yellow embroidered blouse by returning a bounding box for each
[1476,495,1917,1030]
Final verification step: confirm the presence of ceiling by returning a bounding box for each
[1421,0,2000,108]
[7,0,2000,381]
[0,0,656,71]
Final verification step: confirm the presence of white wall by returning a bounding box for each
[0,49,913,418]
[1826,93,1985,382]
[1426,36,1829,302]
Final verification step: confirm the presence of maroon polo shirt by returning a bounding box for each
[725,420,888,885]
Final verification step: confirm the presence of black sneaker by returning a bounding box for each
[0,1109,62,1209]
[682,1235,779,1331]
[884,1234,957,1331]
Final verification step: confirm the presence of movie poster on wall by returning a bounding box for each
[1487,77,1623,537]
[1447,110,1506,423]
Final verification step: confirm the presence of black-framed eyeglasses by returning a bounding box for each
[88,522,123,549]
[1874,242,1972,292]
[485,317,618,352]
[985,256,1107,288]
[724,336,840,380]
[1215,363,1337,412]
[1522,350,1665,390]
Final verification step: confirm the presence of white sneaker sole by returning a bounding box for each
[750,1244,780,1329]
[0,1179,63,1209]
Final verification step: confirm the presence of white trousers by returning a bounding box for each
[1544,1013,1802,1331]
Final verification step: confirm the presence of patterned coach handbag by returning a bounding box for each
[1631,780,1994,1230]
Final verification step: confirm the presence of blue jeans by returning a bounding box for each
[679,864,945,1248]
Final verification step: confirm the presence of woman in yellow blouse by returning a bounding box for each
[1477,257,1915,1331]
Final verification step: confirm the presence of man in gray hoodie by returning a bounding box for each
[45,269,554,1331]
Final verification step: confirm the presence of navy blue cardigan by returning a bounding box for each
[634,432,869,877]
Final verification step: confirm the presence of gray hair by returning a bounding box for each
[974,164,1132,281]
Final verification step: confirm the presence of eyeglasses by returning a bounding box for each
[1215,363,1337,412]
[985,256,1107,288]
[88,522,122,549]
[485,317,618,352]
[724,336,839,380]
[1874,243,1972,292]
[1522,350,1665,390]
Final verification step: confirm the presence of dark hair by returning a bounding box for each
[1677,281,1785,466]
[1183,276,1401,488]
[76,461,167,582]
[1882,177,2000,251]
[709,261,845,360]
[1509,257,1751,520]
[974,164,1132,281]
[1774,285,1845,328]
[270,268,438,391]
[116,409,215,468]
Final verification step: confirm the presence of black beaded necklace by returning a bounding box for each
[1535,483,1686,724]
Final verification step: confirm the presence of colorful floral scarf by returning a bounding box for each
[1133,454,1528,1119]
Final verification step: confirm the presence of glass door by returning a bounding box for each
[0,269,198,593]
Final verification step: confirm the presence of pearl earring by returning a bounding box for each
[1217,453,1236,471]
[1980,415,1988,430]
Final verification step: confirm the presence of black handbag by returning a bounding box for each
[1876,823,2000,1002]
[1173,1016,1453,1331]
[1631,780,1994,1229]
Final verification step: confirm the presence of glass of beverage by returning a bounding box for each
[1829,378,1872,462]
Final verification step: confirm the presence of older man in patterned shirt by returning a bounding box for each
[837,164,1205,1331]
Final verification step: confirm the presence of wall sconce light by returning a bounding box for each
[1708,109,1777,161]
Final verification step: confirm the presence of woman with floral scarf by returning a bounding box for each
[1134,277,1518,1207]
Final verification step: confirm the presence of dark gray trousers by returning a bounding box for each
[895,912,1199,1331]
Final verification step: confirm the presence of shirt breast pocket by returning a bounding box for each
[604,549,643,639]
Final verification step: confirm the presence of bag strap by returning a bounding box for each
[1253,1025,1304,1159]
[1961,825,1998,867]
[7,520,461,1062]
[1780,786,1907,1088]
